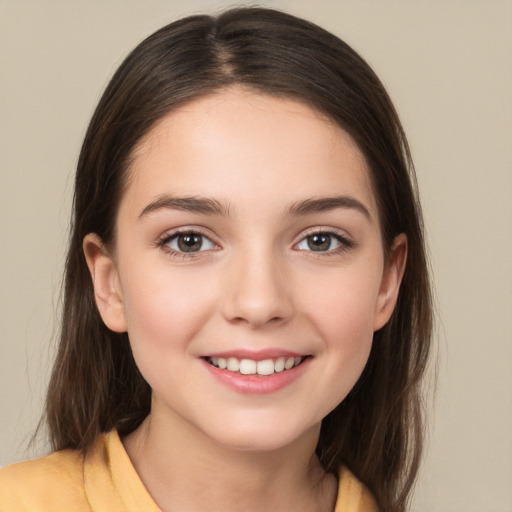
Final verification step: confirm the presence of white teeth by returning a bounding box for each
[257,359,275,376]
[209,355,304,375]
[274,357,285,373]
[227,357,240,372]
[284,357,295,370]
[239,359,257,375]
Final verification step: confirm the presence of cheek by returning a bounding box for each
[119,263,216,351]
[318,286,375,374]
[119,266,219,394]
[298,264,382,396]
[303,264,382,340]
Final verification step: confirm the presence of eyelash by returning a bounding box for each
[156,228,354,259]
[157,228,219,259]
[294,228,355,256]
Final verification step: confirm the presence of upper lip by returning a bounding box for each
[202,349,308,360]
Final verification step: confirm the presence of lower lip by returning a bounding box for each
[202,358,310,395]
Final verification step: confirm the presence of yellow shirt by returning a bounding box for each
[0,431,377,511]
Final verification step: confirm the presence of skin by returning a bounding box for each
[84,88,406,512]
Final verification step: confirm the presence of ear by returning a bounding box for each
[83,233,127,333]
[373,233,408,331]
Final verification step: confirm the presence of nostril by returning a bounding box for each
[222,266,293,326]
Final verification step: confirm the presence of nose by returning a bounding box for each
[222,249,293,328]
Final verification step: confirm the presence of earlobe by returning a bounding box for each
[83,233,127,333]
[373,233,407,331]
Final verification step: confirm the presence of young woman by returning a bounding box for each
[0,7,433,512]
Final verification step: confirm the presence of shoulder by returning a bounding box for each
[0,431,159,512]
[335,466,379,512]
[0,447,90,511]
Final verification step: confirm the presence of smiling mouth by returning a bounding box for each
[205,356,308,376]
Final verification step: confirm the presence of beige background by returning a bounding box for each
[1,1,511,510]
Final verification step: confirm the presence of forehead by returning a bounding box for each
[123,88,378,220]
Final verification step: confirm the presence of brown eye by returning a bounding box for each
[296,231,352,253]
[178,233,203,252]
[306,233,332,251]
[163,231,217,253]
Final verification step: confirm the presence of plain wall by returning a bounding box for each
[1,1,511,510]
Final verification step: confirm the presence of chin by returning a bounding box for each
[203,418,320,454]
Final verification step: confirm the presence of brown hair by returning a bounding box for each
[45,8,433,512]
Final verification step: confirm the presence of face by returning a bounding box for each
[85,88,406,453]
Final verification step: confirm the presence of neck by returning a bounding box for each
[123,411,337,512]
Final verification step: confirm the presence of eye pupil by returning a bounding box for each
[308,234,331,251]
[178,234,202,252]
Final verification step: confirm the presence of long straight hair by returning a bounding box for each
[45,8,433,512]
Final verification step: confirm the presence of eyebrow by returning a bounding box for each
[287,196,372,221]
[139,195,229,218]
[139,194,371,221]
